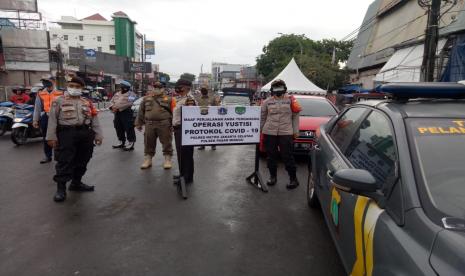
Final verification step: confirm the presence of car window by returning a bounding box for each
[330,107,367,153]
[407,118,465,219]
[345,111,397,187]
[296,98,337,117]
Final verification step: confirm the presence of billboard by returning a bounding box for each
[145,41,155,55]
[0,0,38,12]
[126,62,152,73]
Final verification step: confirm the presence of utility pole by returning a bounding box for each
[421,0,441,82]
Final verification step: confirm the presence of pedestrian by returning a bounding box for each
[135,82,176,170]
[10,86,30,104]
[110,80,137,151]
[172,79,197,184]
[261,79,301,189]
[32,76,64,164]
[196,86,220,150]
[46,76,103,202]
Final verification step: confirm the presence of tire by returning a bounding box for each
[307,169,320,209]
[11,127,27,145]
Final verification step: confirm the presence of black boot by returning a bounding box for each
[123,142,135,151]
[69,181,95,192]
[112,141,125,149]
[53,182,67,202]
[287,177,300,190]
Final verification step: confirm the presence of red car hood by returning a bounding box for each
[299,116,331,131]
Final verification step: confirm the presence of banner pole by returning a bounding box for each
[246,144,268,193]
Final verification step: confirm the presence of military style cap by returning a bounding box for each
[176,79,192,87]
[68,76,85,87]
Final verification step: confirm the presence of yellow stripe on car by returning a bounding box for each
[351,196,384,276]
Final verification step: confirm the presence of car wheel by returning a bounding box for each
[307,169,320,209]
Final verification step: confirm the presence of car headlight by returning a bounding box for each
[299,130,315,138]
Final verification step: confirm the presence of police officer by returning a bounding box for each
[261,79,301,189]
[46,77,103,202]
[196,86,220,150]
[33,76,64,164]
[135,82,175,170]
[110,80,137,151]
[173,79,196,184]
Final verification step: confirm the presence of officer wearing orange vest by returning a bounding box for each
[33,76,64,164]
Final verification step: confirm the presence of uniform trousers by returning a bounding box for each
[39,114,53,159]
[174,126,194,182]
[144,119,173,156]
[263,134,297,179]
[114,108,136,143]
[53,126,94,184]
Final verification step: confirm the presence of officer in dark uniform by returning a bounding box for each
[172,79,197,183]
[46,77,103,202]
[110,80,137,151]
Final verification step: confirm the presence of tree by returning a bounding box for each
[180,73,196,83]
[256,34,353,90]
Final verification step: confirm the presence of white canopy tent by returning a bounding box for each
[261,58,326,95]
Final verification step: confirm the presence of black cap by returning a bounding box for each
[68,76,85,87]
[176,79,192,87]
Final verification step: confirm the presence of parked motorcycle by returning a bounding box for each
[0,101,15,136]
[11,104,42,145]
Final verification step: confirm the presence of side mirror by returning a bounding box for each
[332,169,379,194]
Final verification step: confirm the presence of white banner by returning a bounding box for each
[181,106,261,146]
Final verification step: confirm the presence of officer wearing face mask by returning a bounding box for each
[135,82,176,170]
[46,77,103,202]
[261,79,301,190]
[110,80,137,151]
[33,76,64,164]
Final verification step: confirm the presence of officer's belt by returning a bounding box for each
[145,118,171,123]
[57,124,91,131]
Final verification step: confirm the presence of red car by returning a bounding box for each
[260,95,339,155]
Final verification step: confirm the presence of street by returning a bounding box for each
[0,112,344,276]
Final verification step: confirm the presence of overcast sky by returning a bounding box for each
[39,0,373,78]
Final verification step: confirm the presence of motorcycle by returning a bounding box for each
[0,101,15,136]
[11,104,42,145]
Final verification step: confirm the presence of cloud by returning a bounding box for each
[39,0,373,78]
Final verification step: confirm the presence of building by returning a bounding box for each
[347,0,465,88]
[211,62,249,90]
[49,11,143,62]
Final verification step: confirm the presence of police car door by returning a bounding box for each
[318,107,370,271]
[337,109,398,276]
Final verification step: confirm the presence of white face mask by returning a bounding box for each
[68,87,83,96]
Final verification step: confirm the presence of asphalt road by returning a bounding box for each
[0,112,344,276]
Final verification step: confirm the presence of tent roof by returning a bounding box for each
[261,58,326,95]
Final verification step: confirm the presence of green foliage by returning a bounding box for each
[180,73,196,83]
[256,34,354,90]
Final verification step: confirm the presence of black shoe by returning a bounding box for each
[211,146,216,150]
[112,141,125,149]
[267,176,277,186]
[287,178,300,190]
[40,157,52,164]
[54,183,67,202]
[123,142,135,151]
[198,146,205,150]
[69,182,95,192]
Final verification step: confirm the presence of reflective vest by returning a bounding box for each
[38,89,63,113]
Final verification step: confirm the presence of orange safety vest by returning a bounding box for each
[38,89,63,113]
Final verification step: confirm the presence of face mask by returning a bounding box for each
[68,87,82,96]
[153,88,162,96]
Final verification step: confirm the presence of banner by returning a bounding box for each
[145,41,155,55]
[182,106,261,146]
[0,0,38,12]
